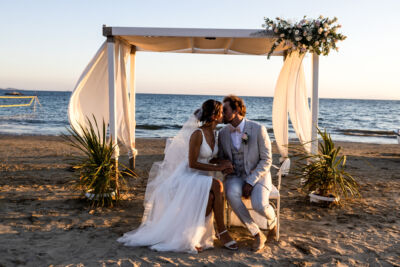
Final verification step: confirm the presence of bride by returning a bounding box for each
[117,99,238,253]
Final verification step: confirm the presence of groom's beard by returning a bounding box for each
[223,117,233,124]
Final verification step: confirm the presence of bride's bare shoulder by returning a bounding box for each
[190,129,203,140]
[189,129,203,149]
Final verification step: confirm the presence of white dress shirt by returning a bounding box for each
[230,119,245,151]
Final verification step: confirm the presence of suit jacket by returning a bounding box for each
[218,118,272,190]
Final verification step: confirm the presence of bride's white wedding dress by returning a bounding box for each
[117,129,218,254]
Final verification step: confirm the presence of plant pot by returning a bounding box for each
[85,190,116,200]
[309,191,340,203]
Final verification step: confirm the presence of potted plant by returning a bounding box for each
[294,128,360,204]
[63,116,136,207]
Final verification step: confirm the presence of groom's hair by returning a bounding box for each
[223,95,246,116]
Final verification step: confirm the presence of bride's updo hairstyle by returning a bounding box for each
[194,99,222,123]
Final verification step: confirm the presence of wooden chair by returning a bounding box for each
[225,159,290,241]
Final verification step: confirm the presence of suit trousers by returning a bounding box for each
[225,176,276,236]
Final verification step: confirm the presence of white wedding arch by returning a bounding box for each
[68,25,321,169]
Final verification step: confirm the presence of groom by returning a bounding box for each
[218,95,277,251]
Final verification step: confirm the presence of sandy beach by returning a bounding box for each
[0,135,399,266]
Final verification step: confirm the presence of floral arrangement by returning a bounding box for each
[262,16,347,58]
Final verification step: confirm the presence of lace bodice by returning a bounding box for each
[198,129,218,164]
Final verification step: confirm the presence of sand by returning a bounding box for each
[0,135,399,266]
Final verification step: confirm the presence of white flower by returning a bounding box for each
[295,30,300,35]
[280,33,285,38]
[306,36,312,41]
[295,36,302,41]
[314,41,320,46]
[241,133,249,144]
[318,28,323,34]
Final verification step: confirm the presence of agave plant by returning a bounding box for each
[63,116,136,207]
[294,128,360,202]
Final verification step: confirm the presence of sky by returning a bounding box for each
[0,0,399,100]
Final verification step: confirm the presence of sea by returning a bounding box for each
[0,90,399,144]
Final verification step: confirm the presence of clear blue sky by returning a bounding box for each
[1,0,399,100]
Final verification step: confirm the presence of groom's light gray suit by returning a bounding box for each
[218,118,276,236]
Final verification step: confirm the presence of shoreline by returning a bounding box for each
[0,133,398,145]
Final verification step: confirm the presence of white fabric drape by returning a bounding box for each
[68,40,135,155]
[287,52,312,153]
[272,51,312,167]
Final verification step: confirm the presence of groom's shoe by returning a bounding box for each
[251,231,267,251]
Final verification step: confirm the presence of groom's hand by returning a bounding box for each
[222,167,234,175]
[242,183,253,199]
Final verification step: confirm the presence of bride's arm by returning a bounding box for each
[188,130,232,172]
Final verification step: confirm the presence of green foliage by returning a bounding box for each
[63,116,136,207]
[294,128,360,202]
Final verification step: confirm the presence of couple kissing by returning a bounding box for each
[118,95,277,253]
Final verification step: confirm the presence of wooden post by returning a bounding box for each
[107,36,119,195]
[311,53,319,154]
[129,45,136,170]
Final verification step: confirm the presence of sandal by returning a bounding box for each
[216,229,238,250]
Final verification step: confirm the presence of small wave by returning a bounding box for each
[253,118,271,122]
[337,129,396,138]
[136,124,182,130]
[0,114,37,120]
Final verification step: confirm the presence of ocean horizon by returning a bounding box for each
[0,89,399,144]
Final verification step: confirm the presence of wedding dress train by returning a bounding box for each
[117,129,218,253]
